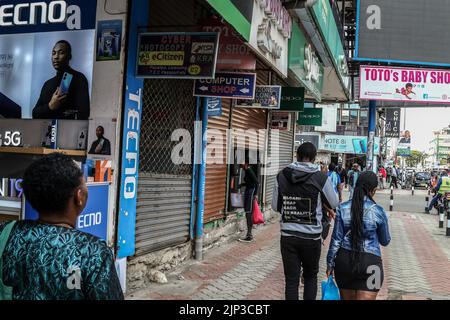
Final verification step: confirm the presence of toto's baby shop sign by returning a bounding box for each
[360,65,450,103]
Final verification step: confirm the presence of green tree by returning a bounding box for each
[405,150,427,167]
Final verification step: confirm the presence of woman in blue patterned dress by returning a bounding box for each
[0,153,124,300]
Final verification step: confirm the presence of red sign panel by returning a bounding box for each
[202,17,256,71]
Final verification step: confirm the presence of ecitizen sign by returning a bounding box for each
[193,72,256,99]
[24,183,109,241]
[136,32,219,79]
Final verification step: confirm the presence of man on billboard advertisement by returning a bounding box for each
[399,130,411,144]
[0,0,96,120]
[32,40,90,120]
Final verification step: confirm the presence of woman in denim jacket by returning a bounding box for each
[326,171,391,300]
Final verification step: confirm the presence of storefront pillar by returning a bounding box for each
[367,100,377,173]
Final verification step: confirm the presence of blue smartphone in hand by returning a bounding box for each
[59,72,73,95]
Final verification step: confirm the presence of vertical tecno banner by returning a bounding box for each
[385,108,400,138]
[356,0,450,66]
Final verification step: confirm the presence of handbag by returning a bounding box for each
[230,192,244,208]
[0,221,17,300]
[252,199,265,225]
[321,275,340,300]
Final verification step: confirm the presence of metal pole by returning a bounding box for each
[195,98,208,260]
[390,186,394,211]
[446,209,450,236]
[439,205,444,228]
[190,97,201,240]
[367,100,377,173]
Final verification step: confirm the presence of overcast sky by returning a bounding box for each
[400,107,450,153]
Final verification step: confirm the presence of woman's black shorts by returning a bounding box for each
[334,248,384,292]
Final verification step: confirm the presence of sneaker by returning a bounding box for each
[238,236,254,243]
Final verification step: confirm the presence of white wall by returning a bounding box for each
[91,0,129,247]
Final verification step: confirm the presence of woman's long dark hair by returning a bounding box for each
[350,171,379,273]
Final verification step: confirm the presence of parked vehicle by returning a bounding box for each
[414,172,431,189]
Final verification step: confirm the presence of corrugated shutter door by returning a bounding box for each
[264,113,295,208]
[204,100,231,222]
[135,78,195,256]
[136,174,191,254]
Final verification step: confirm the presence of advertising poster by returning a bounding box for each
[136,32,219,79]
[360,65,450,103]
[24,183,109,241]
[96,20,123,61]
[0,0,97,120]
[397,130,412,157]
[87,118,117,160]
[235,86,281,109]
[320,135,381,155]
[271,113,291,131]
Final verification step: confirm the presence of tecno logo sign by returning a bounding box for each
[0,1,82,29]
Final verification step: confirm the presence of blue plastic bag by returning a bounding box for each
[321,276,340,300]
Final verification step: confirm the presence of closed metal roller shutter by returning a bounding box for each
[204,100,231,222]
[135,174,191,255]
[135,79,195,256]
[264,114,295,208]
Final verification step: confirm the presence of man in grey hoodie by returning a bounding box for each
[272,142,339,300]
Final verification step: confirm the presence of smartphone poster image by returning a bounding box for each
[360,138,367,153]
[59,72,73,95]
[352,139,363,154]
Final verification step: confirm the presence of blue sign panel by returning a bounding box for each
[0,0,97,35]
[193,72,256,99]
[116,0,149,258]
[24,183,109,241]
[205,97,222,117]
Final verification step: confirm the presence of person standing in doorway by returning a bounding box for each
[272,142,340,300]
[238,162,260,243]
[326,171,391,300]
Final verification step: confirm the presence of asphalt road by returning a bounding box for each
[342,188,430,214]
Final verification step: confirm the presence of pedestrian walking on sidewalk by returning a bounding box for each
[328,163,342,202]
[272,142,340,300]
[0,154,124,300]
[347,163,360,199]
[337,164,348,191]
[326,171,391,300]
[390,165,399,189]
[378,166,387,189]
[238,161,260,243]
